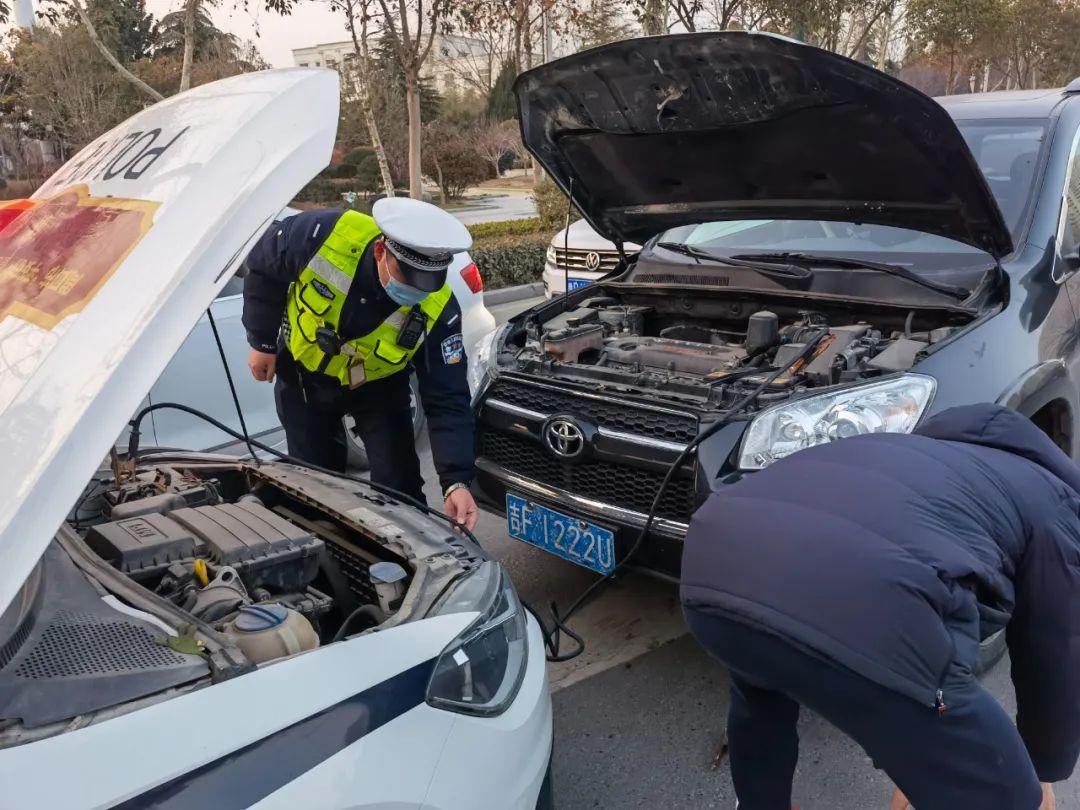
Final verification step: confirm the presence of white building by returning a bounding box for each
[292,33,497,96]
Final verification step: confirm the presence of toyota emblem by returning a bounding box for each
[544,416,586,459]
[584,251,602,271]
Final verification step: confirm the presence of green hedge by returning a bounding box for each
[468,217,545,240]
[471,233,549,289]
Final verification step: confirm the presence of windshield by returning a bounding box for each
[656,118,1047,272]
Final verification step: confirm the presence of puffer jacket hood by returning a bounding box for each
[918,403,1080,495]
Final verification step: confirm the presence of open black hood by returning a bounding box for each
[514,32,1013,258]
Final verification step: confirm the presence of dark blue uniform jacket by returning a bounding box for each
[681,403,1080,781]
[242,208,474,489]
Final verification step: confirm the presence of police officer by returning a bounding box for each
[242,198,479,530]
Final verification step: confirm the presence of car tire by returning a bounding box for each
[344,373,425,469]
[975,628,1007,676]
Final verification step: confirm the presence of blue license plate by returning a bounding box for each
[506,494,615,574]
[567,277,592,290]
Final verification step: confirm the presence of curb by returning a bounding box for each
[483,282,545,306]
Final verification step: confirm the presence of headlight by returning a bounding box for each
[467,325,503,394]
[738,374,936,470]
[546,245,558,265]
[426,562,528,717]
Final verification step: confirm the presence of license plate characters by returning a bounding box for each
[506,494,615,574]
[567,277,592,290]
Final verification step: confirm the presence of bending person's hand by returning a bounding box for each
[889,787,910,810]
[444,487,479,532]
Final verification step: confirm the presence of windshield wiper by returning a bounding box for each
[729,252,970,300]
[656,243,813,279]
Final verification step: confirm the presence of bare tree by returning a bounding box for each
[175,0,296,94]
[470,119,519,177]
[40,0,164,101]
[377,0,446,199]
[336,0,395,197]
[440,24,510,95]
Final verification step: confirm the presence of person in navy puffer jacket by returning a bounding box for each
[681,403,1080,810]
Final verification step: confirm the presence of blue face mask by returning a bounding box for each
[382,276,428,307]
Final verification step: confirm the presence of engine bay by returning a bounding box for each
[0,459,479,736]
[509,290,971,409]
[73,464,419,654]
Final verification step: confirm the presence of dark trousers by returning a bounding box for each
[683,607,1042,810]
[274,361,426,503]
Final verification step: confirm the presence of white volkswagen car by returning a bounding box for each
[542,218,640,296]
[0,69,552,808]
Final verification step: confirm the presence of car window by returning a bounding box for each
[656,118,1048,274]
[216,274,244,299]
[1058,126,1080,259]
[956,120,1046,236]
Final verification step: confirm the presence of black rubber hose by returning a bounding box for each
[332,604,386,642]
[206,309,260,466]
[125,401,483,548]
[523,600,584,662]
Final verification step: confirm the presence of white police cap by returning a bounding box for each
[373,197,473,292]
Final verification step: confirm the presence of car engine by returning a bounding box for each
[511,294,963,409]
[75,465,410,654]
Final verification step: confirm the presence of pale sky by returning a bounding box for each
[145,0,347,67]
[7,0,349,67]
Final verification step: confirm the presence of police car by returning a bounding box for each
[0,70,552,808]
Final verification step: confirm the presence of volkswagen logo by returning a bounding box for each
[543,416,586,459]
[584,251,602,271]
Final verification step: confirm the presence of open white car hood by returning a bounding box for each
[0,69,338,614]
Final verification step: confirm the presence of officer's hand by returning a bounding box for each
[1041,782,1056,810]
[248,349,276,383]
[889,787,910,810]
[444,487,479,532]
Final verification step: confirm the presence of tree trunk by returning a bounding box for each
[641,0,667,35]
[876,10,892,72]
[435,161,446,206]
[513,24,523,73]
[349,5,395,198]
[405,75,423,199]
[70,0,164,101]
[946,53,958,94]
[362,89,395,198]
[179,0,198,92]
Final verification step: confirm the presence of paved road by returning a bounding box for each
[449,191,537,225]
[417,292,1080,808]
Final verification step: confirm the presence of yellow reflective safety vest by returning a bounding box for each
[284,210,452,387]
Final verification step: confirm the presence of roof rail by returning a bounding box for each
[1066,76,1080,93]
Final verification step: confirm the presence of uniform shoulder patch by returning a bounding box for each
[441,333,464,365]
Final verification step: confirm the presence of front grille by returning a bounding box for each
[480,432,696,523]
[552,247,622,273]
[486,380,698,444]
